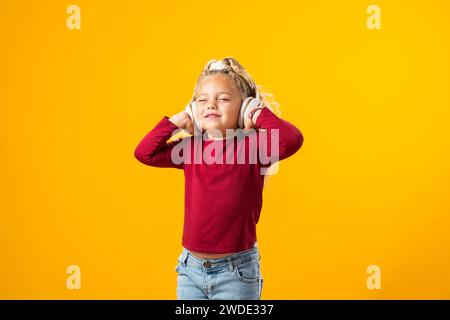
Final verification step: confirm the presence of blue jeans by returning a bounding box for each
[175,241,264,300]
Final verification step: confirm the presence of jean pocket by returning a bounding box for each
[175,251,185,272]
[175,253,183,273]
[233,259,260,284]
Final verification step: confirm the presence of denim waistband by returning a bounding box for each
[178,241,261,272]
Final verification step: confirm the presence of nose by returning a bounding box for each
[206,101,218,109]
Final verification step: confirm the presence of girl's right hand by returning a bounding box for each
[169,111,194,135]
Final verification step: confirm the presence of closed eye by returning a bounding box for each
[198,99,229,102]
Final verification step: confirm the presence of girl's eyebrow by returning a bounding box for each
[198,91,232,97]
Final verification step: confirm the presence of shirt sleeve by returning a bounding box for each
[134,116,187,169]
[254,107,304,167]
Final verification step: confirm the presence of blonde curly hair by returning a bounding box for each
[192,57,282,119]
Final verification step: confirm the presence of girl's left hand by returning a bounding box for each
[243,101,265,130]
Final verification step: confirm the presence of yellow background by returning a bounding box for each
[1,0,449,299]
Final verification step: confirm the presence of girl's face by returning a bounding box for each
[195,73,243,140]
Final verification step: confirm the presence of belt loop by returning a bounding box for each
[254,241,261,260]
[225,256,233,272]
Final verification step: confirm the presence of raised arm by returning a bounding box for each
[252,106,304,167]
[134,111,192,169]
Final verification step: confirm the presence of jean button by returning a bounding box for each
[203,261,211,268]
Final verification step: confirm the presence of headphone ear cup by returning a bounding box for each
[191,101,200,131]
[238,97,252,128]
[185,101,200,133]
[185,102,194,120]
[239,96,262,128]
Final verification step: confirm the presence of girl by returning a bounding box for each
[134,57,304,300]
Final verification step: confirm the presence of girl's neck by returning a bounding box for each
[203,128,256,141]
[204,130,236,141]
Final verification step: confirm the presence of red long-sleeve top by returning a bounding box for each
[134,107,304,253]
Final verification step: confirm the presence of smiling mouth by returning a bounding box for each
[204,115,221,119]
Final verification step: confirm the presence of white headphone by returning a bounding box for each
[184,91,262,133]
